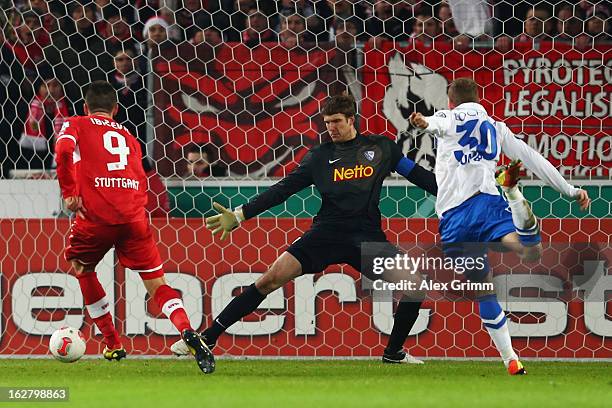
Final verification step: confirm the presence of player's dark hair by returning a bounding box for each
[85,81,117,113]
[448,78,480,105]
[321,93,356,118]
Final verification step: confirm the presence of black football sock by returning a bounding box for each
[384,297,422,355]
[203,283,267,344]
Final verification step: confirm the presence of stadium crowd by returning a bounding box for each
[0,0,610,178]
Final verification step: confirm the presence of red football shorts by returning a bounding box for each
[65,219,164,279]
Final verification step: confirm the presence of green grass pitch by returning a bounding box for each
[0,359,610,407]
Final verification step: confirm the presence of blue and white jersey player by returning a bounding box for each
[409,77,590,375]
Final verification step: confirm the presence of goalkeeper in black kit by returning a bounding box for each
[172,94,438,366]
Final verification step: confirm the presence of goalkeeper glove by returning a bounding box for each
[206,202,245,240]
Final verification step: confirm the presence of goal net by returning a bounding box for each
[0,0,609,358]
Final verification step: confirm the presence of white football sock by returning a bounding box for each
[483,316,519,366]
[503,186,537,231]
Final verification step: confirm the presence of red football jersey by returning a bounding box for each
[55,115,147,225]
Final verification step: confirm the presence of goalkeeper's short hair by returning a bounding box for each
[322,93,356,118]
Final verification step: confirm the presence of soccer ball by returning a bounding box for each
[49,326,86,363]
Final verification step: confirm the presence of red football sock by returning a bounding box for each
[93,313,122,349]
[152,284,192,333]
[77,273,121,349]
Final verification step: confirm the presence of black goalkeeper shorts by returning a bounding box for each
[285,227,402,280]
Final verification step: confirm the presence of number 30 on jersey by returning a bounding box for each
[453,119,498,165]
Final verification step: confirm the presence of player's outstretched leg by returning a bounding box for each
[169,282,267,357]
[201,282,267,350]
[143,276,215,373]
[204,252,300,344]
[171,252,302,358]
[382,296,424,365]
[74,265,125,361]
[496,160,541,253]
[478,294,526,375]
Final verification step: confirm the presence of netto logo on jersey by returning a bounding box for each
[333,165,374,182]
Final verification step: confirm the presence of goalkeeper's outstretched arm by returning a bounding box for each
[240,150,315,220]
[207,149,315,239]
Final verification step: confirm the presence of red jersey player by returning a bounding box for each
[55,81,214,374]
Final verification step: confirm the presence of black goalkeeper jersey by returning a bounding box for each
[242,134,427,232]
